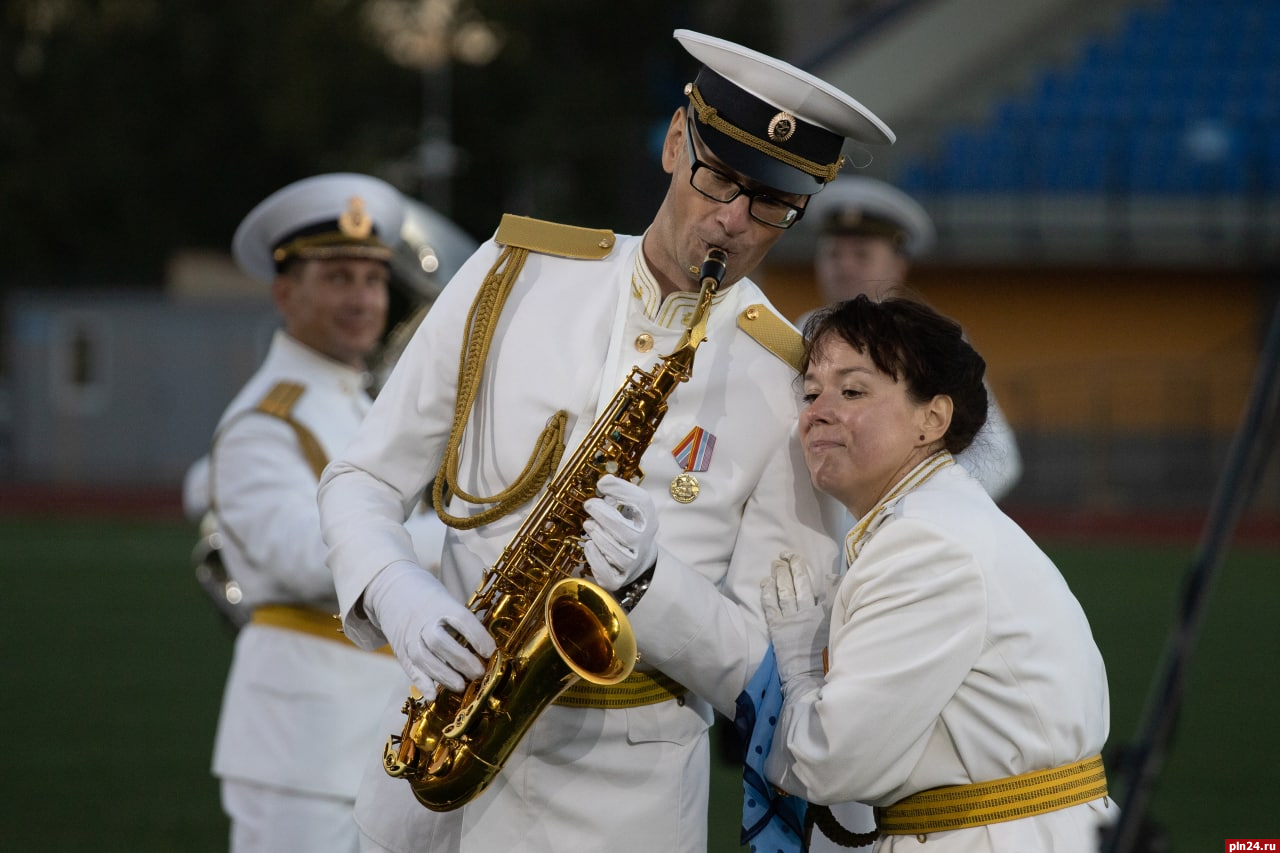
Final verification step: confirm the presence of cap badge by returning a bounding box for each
[338,196,373,239]
[767,111,796,143]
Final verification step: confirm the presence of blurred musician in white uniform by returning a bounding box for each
[201,173,448,853]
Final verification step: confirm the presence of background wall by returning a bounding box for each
[759,260,1277,510]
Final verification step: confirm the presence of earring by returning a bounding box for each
[919,434,925,441]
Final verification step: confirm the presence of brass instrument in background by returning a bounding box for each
[383,247,730,811]
[192,512,250,631]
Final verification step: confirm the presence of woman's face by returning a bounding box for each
[799,336,941,517]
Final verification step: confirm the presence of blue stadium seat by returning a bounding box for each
[893,0,1271,197]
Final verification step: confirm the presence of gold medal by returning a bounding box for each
[670,472,700,503]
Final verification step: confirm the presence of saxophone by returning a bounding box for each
[383,247,730,811]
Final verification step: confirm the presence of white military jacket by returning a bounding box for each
[209,330,446,799]
[318,224,842,852]
[767,460,1111,851]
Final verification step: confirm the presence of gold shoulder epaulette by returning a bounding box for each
[256,381,306,418]
[495,213,615,259]
[252,381,328,479]
[737,304,804,372]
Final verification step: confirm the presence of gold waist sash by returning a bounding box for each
[875,754,1108,836]
[553,669,686,709]
[251,604,393,657]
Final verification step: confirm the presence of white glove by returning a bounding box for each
[364,561,496,693]
[582,474,659,591]
[761,552,832,689]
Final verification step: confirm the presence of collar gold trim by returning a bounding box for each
[844,451,954,564]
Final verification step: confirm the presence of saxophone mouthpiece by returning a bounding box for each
[699,248,728,290]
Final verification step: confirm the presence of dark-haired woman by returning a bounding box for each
[762,295,1112,850]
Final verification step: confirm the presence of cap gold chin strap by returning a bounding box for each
[685,83,844,183]
[432,244,568,530]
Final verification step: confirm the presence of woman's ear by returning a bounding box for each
[660,107,687,175]
[918,394,953,446]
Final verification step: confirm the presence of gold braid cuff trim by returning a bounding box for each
[687,84,843,183]
[553,669,687,709]
[251,604,393,657]
[875,755,1108,835]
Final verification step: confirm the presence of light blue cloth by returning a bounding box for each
[734,644,808,853]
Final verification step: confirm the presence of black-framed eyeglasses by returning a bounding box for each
[685,119,807,229]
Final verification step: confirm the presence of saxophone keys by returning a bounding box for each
[383,734,416,777]
[426,743,454,777]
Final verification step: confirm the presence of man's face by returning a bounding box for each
[273,257,390,368]
[646,108,803,294]
[814,232,909,304]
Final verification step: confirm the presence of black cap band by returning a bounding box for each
[687,67,845,196]
[270,197,391,273]
[823,210,908,248]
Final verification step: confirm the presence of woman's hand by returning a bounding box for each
[761,552,832,688]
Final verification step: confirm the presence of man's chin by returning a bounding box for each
[808,464,847,502]
[339,331,381,354]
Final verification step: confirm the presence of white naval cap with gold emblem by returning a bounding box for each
[232,172,406,283]
[805,175,936,258]
[674,29,895,196]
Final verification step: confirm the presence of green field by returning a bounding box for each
[3,515,1276,851]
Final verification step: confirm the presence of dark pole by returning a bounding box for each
[1103,292,1280,853]
[419,60,455,217]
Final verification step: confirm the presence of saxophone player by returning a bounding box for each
[318,30,894,853]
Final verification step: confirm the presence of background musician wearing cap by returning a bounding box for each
[202,173,449,853]
[808,175,936,307]
[802,176,1023,503]
[762,295,1110,849]
[316,29,893,853]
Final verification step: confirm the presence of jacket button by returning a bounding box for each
[635,333,654,353]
